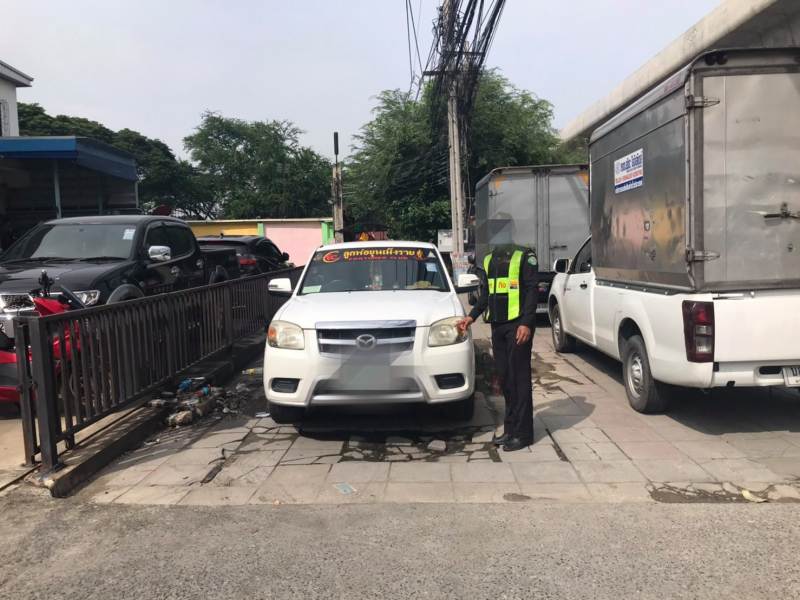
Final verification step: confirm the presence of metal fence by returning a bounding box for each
[15,267,303,471]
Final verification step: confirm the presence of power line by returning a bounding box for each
[405,0,415,90]
[408,0,424,75]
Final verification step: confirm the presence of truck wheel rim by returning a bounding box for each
[628,353,645,397]
[552,312,562,342]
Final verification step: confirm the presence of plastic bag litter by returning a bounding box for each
[255,411,270,418]
[742,489,768,503]
[334,483,356,495]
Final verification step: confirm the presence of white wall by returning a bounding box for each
[0,78,20,136]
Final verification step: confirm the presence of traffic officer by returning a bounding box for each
[458,245,538,451]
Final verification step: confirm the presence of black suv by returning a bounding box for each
[197,235,290,276]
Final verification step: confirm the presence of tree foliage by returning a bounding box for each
[17,102,216,218]
[345,70,576,241]
[184,112,331,219]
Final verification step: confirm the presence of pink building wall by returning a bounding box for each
[264,222,323,265]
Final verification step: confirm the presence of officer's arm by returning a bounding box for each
[519,253,539,329]
[467,268,488,321]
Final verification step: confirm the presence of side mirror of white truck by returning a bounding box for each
[456,273,480,293]
[553,258,570,274]
[268,277,293,295]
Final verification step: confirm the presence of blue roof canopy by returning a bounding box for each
[0,136,138,181]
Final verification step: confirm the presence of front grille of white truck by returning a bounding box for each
[316,325,416,355]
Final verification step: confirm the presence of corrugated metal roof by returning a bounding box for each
[0,136,138,181]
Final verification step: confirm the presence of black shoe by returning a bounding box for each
[502,437,532,452]
[492,433,509,446]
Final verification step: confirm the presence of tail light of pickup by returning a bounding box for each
[682,300,714,362]
[238,255,258,267]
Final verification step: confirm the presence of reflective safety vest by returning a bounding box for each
[483,249,524,322]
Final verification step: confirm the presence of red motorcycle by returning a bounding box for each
[0,272,84,405]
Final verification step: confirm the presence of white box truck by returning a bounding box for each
[474,164,589,312]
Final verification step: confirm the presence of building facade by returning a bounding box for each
[0,59,32,137]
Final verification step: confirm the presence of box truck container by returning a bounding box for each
[474,164,589,310]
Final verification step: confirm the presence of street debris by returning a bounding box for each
[255,411,270,418]
[334,483,356,495]
[150,375,254,427]
[742,489,768,503]
[242,367,263,376]
[427,439,447,452]
[167,410,193,427]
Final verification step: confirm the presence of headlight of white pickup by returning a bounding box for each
[428,316,468,347]
[73,290,101,306]
[267,320,305,350]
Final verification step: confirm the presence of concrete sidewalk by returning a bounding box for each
[78,320,800,506]
[0,408,33,490]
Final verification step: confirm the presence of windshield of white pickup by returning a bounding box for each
[299,246,449,294]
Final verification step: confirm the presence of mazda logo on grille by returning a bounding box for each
[355,334,377,350]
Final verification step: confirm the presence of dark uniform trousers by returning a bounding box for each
[491,318,534,443]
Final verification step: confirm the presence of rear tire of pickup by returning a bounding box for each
[268,401,305,424]
[550,304,577,353]
[621,334,669,414]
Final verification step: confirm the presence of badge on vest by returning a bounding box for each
[509,279,519,289]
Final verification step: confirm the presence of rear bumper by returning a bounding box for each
[711,361,800,388]
[264,328,475,407]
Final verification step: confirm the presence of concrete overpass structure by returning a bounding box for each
[560,0,800,142]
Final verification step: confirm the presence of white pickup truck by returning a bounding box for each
[262,241,480,423]
[549,48,800,413]
[548,238,800,413]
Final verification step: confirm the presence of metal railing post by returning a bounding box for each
[29,317,62,471]
[223,283,235,349]
[15,319,38,466]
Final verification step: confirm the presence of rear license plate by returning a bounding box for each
[783,366,800,387]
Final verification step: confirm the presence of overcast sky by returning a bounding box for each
[1,0,720,160]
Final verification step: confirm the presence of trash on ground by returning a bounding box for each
[242,367,263,376]
[255,411,270,418]
[427,439,447,452]
[159,374,247,426]
[742,489,768,503]
[167,410,193,427]
[334,482,356,495]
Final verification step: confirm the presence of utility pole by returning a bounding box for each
[442,0,466,268]
[447,87,465,256]
[332,132,344,243]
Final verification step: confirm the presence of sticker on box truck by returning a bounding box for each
[614,148,644,194]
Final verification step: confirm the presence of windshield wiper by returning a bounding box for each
[0,256,76,264]
[78,256,125,262]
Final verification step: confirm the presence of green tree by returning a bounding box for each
[345,71,571,241]
[183,112,331,219]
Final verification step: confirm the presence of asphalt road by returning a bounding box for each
[2,487,799,599]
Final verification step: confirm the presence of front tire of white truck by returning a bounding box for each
[621,335,669,414]
[550,303,577,353]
